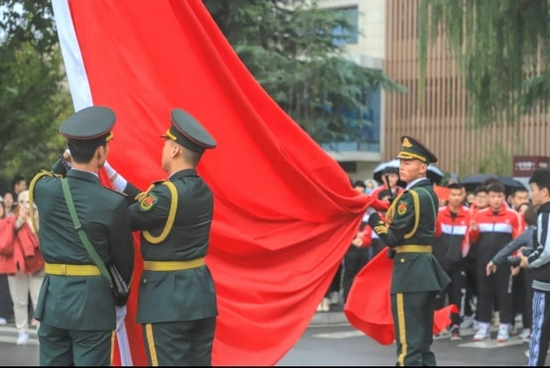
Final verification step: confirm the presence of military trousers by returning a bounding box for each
[142,317,216,366]
[38,322,113,366]
[391,291,438,366]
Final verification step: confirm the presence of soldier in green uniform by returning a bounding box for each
[29,106,135,366]
[104,108,218,366]
[368,136,451,366]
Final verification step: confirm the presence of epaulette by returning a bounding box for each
[28,170,55,235]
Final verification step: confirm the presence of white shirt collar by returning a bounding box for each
[70,168,99,178]
[405,177,427,190]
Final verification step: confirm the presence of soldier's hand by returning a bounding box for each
[103,160,128,192]
[62,148,72,164]
[351,237,363,248]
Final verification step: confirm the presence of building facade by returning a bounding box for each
[319,0,387,182]
[321,0,549,182]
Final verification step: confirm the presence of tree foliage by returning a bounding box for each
[204,0,405,144]
[419,0,550,127]
[0,1,70,189]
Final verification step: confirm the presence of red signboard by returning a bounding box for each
[513,156,550,177]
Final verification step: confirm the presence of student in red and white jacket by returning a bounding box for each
[433,183,472,340]
[469,182,523,342]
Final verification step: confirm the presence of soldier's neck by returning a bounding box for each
[167,161,195,176]
[72,162,99,175]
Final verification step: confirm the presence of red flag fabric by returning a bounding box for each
[345,250,459,344]
[52,0,380,365]
[434,185,451,202]
[97,169,146,365]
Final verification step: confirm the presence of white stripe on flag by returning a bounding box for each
[51,3,133,365]
[51,0,93,111]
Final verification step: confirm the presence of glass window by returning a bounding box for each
[332,6,359,45]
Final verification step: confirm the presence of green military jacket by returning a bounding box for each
[376,178,450,294]
[31,169,134,331]
[124,169,217,324]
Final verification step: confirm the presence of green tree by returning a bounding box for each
[418,0,550,127]
[0,1,70,185]
[204,0,404,145]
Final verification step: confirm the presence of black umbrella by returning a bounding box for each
[372,159,444,185]
[460,174,526,194]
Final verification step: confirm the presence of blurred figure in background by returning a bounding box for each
[461,185,490,330]
[433,183,471,340]
[465,192,475,207]
[0,199,12,325]
[0,190,44,345]
[364,179,378,195]
[11,174,26,202]
[469,182,522,342]
[3,192,15,217]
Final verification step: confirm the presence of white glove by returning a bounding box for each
[62,148,73,168]
[366,207,377,215]
[104,160,127,191]
[115,305,127,332]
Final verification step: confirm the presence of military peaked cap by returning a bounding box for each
[395,135,437,164]
[161,108,217,153]
[59,106,116,141]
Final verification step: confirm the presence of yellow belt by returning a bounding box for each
[143,257,205,271]
[394,245,433,253]
[45,263,101,276]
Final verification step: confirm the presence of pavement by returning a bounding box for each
[0,323,39,345]
[310,304,349,326]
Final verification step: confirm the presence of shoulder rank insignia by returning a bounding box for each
[397,201,408,215]
[139,193,158,212]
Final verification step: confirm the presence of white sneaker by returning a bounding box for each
[433,329,451,340]
[473,322,490,341]
[497,324,510,342]
[16,331,29,346]
[320,297,330,312]
[519,328,531,342]
[0,317,7,325]
[329,291,340,305]
[460,315,475,329]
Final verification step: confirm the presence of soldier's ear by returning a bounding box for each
[172,144,181,158]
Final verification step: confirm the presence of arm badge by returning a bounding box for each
[139,193,157,212]
[397,201,407,215]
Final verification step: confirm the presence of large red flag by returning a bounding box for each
[345,251,459,344]
[52,0,379,365]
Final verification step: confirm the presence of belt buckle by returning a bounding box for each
[60,264,67,275]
